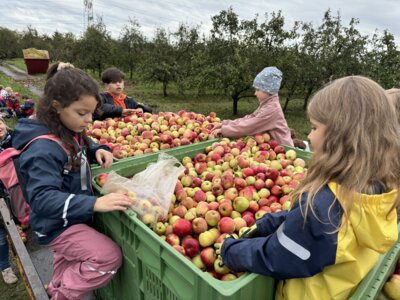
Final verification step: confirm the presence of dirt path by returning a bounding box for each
[0,63,43,97]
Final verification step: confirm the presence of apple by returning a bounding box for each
[191,254,206,270]
[214,258,230,275]
[172,218,192,237]
[95,173,108,187]
[172,245,186,256]
[198,230,218,247]
[221,273,237,281]
[192,217,208,234]
[233,197,249,213]
[205,210,221,227]
[242,211,256,227]
[293,158,306,168]
[218,199,233,217]
[270,202,282,213]
[195,201,209,217]
[182,236,200,258]
[224,187,238,200]
[201,181,212,192]
[166,233,180,246]
[172,205,188,218]
[200,247,216,267]
[153,222,167,235]
[218,217,235,234]
[233,217,247,232]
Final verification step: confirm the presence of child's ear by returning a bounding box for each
[51,100,62,113]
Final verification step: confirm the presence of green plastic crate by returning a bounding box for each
[349,223,400,299]
[91,144,310,300]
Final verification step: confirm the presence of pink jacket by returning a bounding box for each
[221,95,294,146]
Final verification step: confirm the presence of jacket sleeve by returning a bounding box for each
[221,106,282,138]
[221,186,342,279]
[19,140,96,223]
[254,210,288,236]
[98,93,123,119]
[87,138,111,164]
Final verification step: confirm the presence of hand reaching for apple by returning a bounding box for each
[215,234,237,267]
[122,108,143,117]
[94,193,134,212]
[95,149,113,169]
[240,223,260,239]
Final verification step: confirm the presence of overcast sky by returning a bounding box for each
[2,0,400,40]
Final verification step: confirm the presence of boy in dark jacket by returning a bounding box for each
[95,67,152,120]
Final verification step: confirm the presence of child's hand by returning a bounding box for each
[122,108,143,117]
[57,62,75,70]
[94,193,134,212]
[211,128,222,137]
[95,149,113,169]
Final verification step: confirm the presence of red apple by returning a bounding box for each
[172,218,192,237]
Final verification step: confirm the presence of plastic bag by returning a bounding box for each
[101,153,184,226]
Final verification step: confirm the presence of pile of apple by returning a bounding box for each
[381,257,400,299]
[96,134,308,280]
[87,111,221,159]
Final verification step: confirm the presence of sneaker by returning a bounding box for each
[1,267,18,284]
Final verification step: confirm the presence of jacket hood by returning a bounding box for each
[12,118,52,150]
[328,182,398,253]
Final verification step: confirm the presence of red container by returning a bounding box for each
[24,59,49,75]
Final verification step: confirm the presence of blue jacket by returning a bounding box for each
[221,183,398,299]
[12,118,110,245]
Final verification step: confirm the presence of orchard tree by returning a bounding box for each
[19,26,50,51]
[172,23,202,94]
[49,31,76,62]
[365,30,400,88]
[0,28,20,59]
[75,18,112,77]
[118,18,146,79]
[143,28,176,97]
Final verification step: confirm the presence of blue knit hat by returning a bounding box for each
[253,66,282,94]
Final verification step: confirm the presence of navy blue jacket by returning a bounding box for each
[221,185,343,279]
[96,92,152,120]
[12,118,110,245]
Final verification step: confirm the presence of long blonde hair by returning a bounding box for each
[291,76,400,225]
[386,88,400,124]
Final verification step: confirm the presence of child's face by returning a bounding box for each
[254,89,270,102]
[308,118,326,153]
[54,95,97,133]
[104,80,125,95]
[0,120,7,140]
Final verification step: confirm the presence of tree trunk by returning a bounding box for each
[303,86,314,110]
[232,96,239,115]
[163,81,168,97]
[283,97,290,112]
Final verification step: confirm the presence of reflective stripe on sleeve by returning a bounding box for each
[276,222,311,260]
[62,194,74,227]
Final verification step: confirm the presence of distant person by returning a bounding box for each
[220,76,400,299]
[18,95,35,118]
[211,66,294,146]
[3,87,20,117]
[0,115,18,285]
[12,62,133,299]
[95,67,152,120]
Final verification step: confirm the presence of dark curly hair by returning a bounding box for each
[36,62,102,166]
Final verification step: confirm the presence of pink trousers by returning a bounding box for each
[46,224,122,300]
